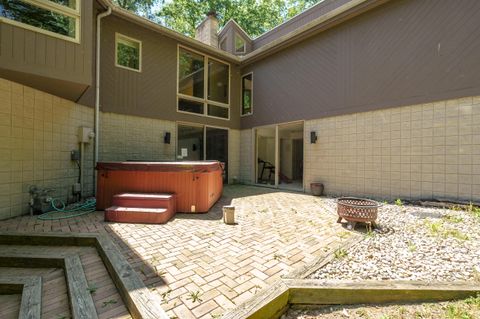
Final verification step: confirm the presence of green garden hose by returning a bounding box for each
[37,198,97,220]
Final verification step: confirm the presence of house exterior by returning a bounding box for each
[0,0,479,220]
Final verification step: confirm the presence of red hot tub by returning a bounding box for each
[96,161,223,213]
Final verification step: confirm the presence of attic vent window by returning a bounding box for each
[235,34,246,54]
[0,0,80,42]
[115,33,142,72]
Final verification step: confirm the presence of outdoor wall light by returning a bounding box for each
[164,132,171,144]
[310,131,318,144]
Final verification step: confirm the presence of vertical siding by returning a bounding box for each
[241,0,480,128]
[0,0,94,100]
[100,16,241,129]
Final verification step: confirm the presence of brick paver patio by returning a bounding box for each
[0,185,354,318]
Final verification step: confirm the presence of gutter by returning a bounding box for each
[94,6,112,192]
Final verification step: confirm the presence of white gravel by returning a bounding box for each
[311,200,480,282]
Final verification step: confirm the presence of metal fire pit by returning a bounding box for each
[337,197,381,230]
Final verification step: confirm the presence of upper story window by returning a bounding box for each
[235,34,246,54]
[178,46,230,120]
[115,33,142,72]
[241,73,253,116]
[0,0,80,42]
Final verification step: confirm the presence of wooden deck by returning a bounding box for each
[0,245,131,319]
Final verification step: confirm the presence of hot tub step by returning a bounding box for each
[105,206,175,224]
[112,193,176,212]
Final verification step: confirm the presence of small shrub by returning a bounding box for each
[334,248,348,259]
[395,198,403,206]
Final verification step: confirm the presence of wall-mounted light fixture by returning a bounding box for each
[164,132,171,144]
[310,131,318,144]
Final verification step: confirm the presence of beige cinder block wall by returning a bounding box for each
[99,113,242,184]
[304,96,480,201]
[99,112,176,162]
[239,129,253,183]
[0,78,95,220]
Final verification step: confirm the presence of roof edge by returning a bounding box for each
[241,0,388,65]
[99,0,241,64]
[218,19,252,41]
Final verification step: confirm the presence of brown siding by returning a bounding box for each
[252,0,351,49]
[100,15,241,129]
[241,0,480,128]
[218,21,253,55]
[0,0,94,101]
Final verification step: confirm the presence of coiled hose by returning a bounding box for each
[37,198,97,220]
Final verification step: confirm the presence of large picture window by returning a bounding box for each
[115,33,142,72]
[178,47,230,120]
[241,73,253,116]
[0,0,80,42]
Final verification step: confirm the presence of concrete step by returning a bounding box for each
[104,206,175,224]
[112,193,176,211]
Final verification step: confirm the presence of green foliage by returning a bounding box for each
[1,1,75,37]
[395,198,403,206]
[425,220,469,240]
[333,248,348,259]
[157,0,321,37]
[187,290,203,303]
[468,203,480,219]
[102,299,117,307]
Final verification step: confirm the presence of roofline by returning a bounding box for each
[241,0,388,65]
[218,19,252,41]
[252,0,329,42]
[98,0,241,64]
[97,0,388,66]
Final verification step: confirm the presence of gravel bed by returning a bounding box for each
[311,200,480,282]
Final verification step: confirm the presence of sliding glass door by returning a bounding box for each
[177,124,228,182]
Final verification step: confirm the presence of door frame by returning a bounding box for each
[253,120,305,191]
[176,121,230,179]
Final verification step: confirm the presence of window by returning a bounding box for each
[241,73,253,116]
[178,47,230,120]
[115,33,142,72]
[0,0,80,42]
[235,34,246,54]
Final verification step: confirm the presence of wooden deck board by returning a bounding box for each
[0,245,132,319]
[0,294,21,319]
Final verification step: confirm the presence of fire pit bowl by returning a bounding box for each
[336,197,381,230]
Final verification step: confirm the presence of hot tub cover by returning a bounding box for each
[96,161,222,173]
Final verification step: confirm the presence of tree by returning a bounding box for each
[112,0,158,19]
[157,0,322,38]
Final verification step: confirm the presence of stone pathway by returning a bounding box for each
[0,185,353,318]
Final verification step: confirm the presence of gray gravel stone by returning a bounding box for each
[311,200,480,282]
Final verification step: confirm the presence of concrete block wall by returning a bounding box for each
[99,112,176,162]
[239,129,253,183]
[304,96,480,201]
[0,78,95,220]
[228,129,241,183]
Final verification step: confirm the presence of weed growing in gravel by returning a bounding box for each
[339,231,352,239]
[468,203,480,219]
[395,198,403,206]
[365,230,375,238]
[425,221,469,240]
[333,248,348,259]
[407,241,417,252]
[445,304,472,319]
[443,214,463,223]
[273,253,284,261]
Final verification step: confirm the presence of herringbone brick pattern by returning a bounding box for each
[0,185,351,318]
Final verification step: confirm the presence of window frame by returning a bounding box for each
[234,33,246,54]
[241,72,253,116]
[0,0,81,43]
[115,33,142,73]
[177,45,231,121]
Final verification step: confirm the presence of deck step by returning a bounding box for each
[112,193,175,210]
[105,206,175,224]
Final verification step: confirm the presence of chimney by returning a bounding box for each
[195,11,219,48]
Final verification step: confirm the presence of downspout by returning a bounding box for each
[94,6,112,193]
